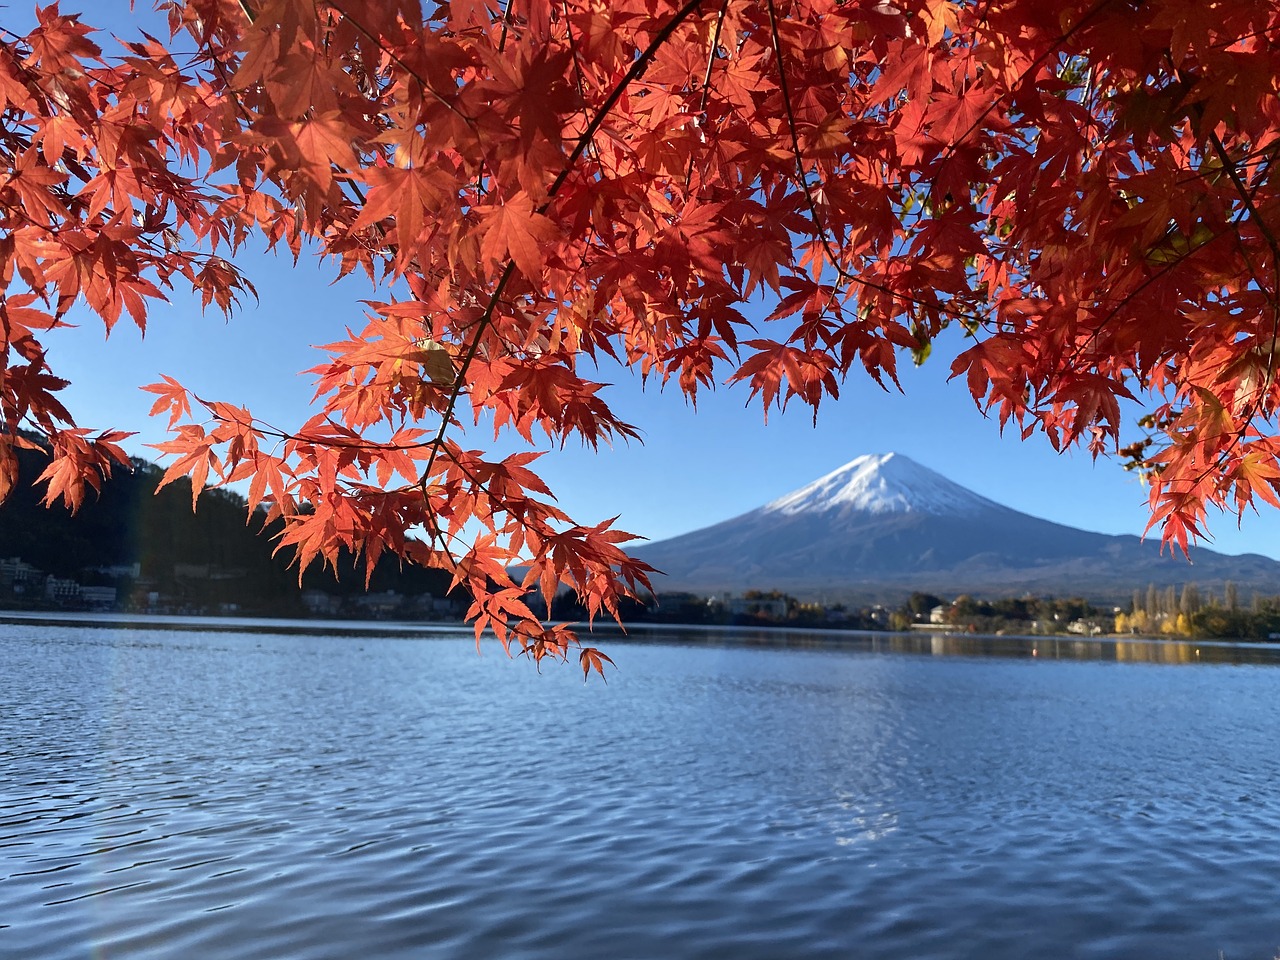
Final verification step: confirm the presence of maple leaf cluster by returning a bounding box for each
[3,0,1279,674]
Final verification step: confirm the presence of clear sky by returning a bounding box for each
[15,3,1280,562]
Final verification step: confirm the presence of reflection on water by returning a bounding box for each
[905,632,1278,665]
[606,622,1280,666]
[5,610,1279,666]
[3,619,1280,960]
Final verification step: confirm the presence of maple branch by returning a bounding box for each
[764,0,831,245]
[222,0,359,233]
[929,0,1118,186]
[323,6,499,210]
[1023,57,1278,395]
[762,0,868,358]
[1170,57,1280,442]
[392,1,720,612]
[684,0,730,191]
[1057,217,1238,375]
[560,0,589,101]
[757,0,1003,344]
[761,0,959,350]
[545,0,708,200]
[200,413,440,454]
[1185,130,1280,481]
[556,0,610,198]
[1161,55,1280,309]
[420,261,517,487]
[1137,61,1280,487]
[858,1,1123,345]
[326,1,487,142]
[1206,24,1280,51]
[1208,130,1280,299]
[497,0,516,54]
[421,0,711,488]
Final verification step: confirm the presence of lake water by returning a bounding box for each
[4,618,1280,959]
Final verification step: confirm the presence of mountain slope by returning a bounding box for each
[629,454,1280,603]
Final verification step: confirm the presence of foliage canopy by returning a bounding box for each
[3,0,1279,674]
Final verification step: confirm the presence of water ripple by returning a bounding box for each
[3,623,1280,958]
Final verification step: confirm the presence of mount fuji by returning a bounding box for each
[628,453,1280,603]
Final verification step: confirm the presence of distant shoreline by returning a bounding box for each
[6,609,1280,665]
[0,608,468,637]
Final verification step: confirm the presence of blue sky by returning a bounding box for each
[16,2,1280,562]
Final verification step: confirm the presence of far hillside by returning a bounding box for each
[0,435,460,617]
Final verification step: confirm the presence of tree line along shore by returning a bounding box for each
[553,587,1280,642]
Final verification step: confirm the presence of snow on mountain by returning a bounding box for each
[762,452,999,517]
[628,451,1280,603]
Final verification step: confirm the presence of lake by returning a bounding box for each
[3,617,1280,959]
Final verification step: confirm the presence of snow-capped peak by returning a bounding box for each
[762,453,998,517]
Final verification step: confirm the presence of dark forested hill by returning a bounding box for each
[0,436,457,615]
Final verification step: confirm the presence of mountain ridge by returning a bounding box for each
[629,453,1280,604]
